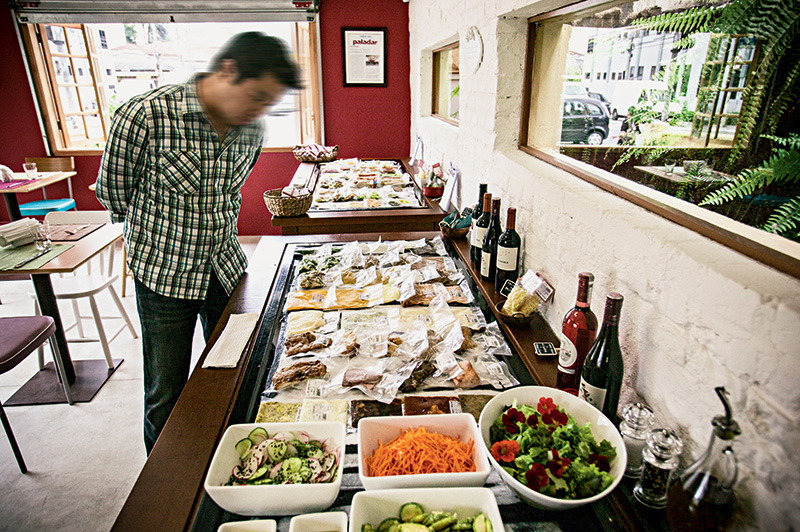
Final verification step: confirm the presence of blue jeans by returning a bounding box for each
[134,273,231,454]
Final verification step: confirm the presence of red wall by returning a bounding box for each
[0,0,410,235]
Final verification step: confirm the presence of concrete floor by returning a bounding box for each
[0,239,258,532]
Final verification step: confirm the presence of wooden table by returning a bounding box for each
[0,223,124,405]
[634,165,730,185]
[270,160,448,235]
[112,232,667,532]
[1,171,77,220]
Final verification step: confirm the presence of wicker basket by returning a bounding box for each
[263,189,313,217]
[292,145,339,163]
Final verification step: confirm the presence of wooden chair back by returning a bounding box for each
[24,156,75,173]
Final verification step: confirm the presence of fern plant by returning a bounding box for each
[700,134,800,239]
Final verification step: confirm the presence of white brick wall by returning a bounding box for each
[409,1,800,530]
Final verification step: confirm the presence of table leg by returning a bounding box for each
[3,193,22,221]
[30,273,75,383]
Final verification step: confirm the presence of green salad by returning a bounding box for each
[489,397,616,500]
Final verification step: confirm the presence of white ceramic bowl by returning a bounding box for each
[357,413,490,490]
[217,520,276,532]
[289,511,348,532]
[348,487,503,532]
[478,386,626,510]
[204,421,345,516]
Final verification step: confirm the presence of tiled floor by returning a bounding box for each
[0,239,257,532]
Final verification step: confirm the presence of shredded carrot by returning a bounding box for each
[365,426,476,477]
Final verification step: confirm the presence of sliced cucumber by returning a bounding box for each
[399,502,425,523]
[472,513,492,532]
[430,516,457,531]
[397,525,428,532]
[235,437,252,459]
[281,456,303,475]
[362,525,376,532]
[377,518,401,532]
[248,427,269,445]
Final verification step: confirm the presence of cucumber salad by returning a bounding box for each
[362,502,492,532]
[224,428,340,486]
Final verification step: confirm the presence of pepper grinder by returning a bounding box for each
[633,428,683,508]
[619,402,655,478]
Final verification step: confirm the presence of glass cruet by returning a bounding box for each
[666,387,741,532]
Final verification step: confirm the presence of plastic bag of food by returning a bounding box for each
[501,270,554,317]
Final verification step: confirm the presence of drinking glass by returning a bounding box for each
[23,162,38,179]
[32,221,52,251]
[663,159,677,175]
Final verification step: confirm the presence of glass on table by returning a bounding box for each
[30,221,52,251]
[663,159,677,175]
[23,162,38,179]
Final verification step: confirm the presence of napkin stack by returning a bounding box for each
[202,313,260,368]
[0,218,38,247]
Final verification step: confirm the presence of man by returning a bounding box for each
[96,32,301,453]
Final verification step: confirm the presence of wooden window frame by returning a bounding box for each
[518,1,800,280]
[20,21,322,156]
[431,41,459,126]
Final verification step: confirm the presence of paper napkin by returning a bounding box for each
[202,313,260,368]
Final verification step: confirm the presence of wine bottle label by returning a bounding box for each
[472,226,487,248]
[480,253,491,277]
[496,246,518,271]
[557,337,578,373]
[579,379,607,410]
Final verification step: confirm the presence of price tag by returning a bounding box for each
[498,279,516,297]
[534,342,558,357]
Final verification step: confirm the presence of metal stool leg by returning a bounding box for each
[0,402,27,473]
[49,336,73,405]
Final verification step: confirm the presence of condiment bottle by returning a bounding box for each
[619,402,655,478]
[634,428,682,508]
[666,387,741,532]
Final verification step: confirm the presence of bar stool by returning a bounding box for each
[0,316,73,473]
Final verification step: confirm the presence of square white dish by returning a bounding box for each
[289,511,348,532]
[204,421,345,516]
[348,487,503,532]
[357,413,490,490]
[217,519,276,532]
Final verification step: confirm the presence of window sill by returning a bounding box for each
[519,145,800,280]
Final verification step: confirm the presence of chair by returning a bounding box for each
[0,316,73,473]
[18,156,77,217]
[31,211,138,370]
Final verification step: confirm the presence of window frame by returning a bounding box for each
[518,1,800,280]
[431,41,460,126]
[20,21,321,155]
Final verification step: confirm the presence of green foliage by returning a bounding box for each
[633,5,721,50]
[701,134,800,239]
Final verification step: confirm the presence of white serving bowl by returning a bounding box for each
[289,511,348,532]
[204,421,345,516]
[478,386,626,510]
[348,487,503,532]
[357,413,490,490]
[218,519,276,532]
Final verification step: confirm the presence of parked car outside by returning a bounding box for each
[560,97,610,145]
[587,91,611,113]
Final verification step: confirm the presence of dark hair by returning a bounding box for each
[210,32,302,89]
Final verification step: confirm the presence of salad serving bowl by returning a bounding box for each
[478,386,626,510]
[204,421,345,516]
[358,413,491,490]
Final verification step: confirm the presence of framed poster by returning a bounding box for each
[342,27,387,86]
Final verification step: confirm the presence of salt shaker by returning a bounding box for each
[619,402,655,478]
[634,428,683,508]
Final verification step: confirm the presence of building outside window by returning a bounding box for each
[432,42,460,124]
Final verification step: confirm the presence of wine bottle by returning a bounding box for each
[480,198,502,282]
[578,293,624,422]
[472,192,492,269]
[556,273,598,395]
[494,207,521,294]
[470,184,488,265]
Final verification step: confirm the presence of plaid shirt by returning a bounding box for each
[96,76,263,299]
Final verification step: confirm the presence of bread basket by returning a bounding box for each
[263,189,313,217]
[292,145,338,163]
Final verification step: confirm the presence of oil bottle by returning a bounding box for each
[666,387,740,531]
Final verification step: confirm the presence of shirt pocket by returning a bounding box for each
[221,152,256,193]
[158,150,201,195]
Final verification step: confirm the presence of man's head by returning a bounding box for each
[201,32,302,128]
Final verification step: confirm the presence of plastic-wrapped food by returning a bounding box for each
[501,270,554,317]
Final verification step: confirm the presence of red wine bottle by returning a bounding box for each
[556,272,598,395]
[480,198,502,282]
[469,184,488,265]
[494,208,520,293]
[579,293,624,422]
[471,193,492,269]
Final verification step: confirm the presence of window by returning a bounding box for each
[432,42,460,124]
[519,0,799,279]
[21,21,321,153]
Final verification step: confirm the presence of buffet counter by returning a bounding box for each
[111,232,666,532]
[270,159,448,235]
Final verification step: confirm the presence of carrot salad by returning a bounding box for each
[366,426,476,476]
